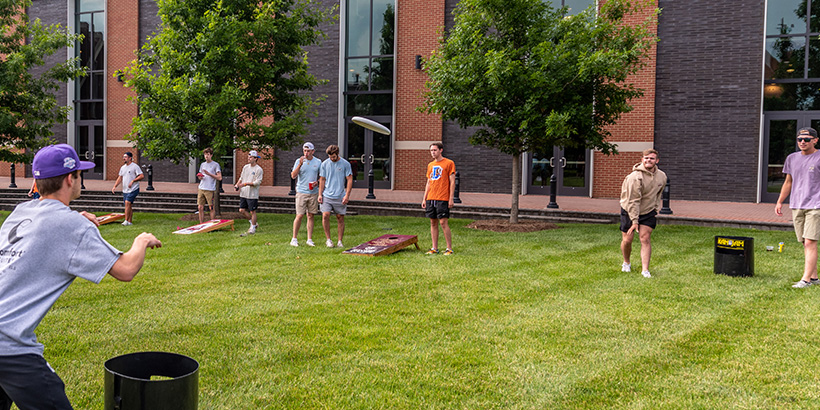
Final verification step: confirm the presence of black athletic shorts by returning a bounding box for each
[425,200,450,220]
[239,197,259,212]
[620,208,657,232]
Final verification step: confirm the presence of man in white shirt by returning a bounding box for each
[197,147,222,223]
[111,151,144,226]
[235,150,264,236]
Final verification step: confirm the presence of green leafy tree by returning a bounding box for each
[421,0,658,222]
[121,0,331,163]
[0,0,85,164]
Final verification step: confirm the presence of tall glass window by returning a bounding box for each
[764,1,820,110]
[344,0,394,188]
[75,0,104,120]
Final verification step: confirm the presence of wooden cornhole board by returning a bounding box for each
[173,219,234,235]
[97,213,125,225]
[343,234,419,256]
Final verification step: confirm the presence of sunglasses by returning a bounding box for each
[798,137,816,142]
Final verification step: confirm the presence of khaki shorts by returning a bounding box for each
[295,193,319,215]
[792,209,820,242]
[197,189,215,207]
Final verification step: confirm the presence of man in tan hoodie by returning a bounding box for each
[619,149,667,278]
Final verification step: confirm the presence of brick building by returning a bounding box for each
[8,0,808,203]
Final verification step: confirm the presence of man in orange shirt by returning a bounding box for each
[421,142,456,255]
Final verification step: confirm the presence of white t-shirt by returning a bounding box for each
[198,161,222,191]
[0,199,121,356]
[118,162,143,193]
[239,164,263,199]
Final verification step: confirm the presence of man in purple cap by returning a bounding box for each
[0,144,162,409]
[777,127,820,288]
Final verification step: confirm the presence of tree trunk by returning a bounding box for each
[214,180,221,217]
[510,153,521,224]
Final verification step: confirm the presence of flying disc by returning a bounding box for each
[352,116,391,135]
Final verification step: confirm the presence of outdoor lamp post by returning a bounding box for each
[351,116,391,200]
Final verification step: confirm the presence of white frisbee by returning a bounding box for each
[352,116,391,135]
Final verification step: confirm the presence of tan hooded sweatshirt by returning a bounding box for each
[619,162,667,224]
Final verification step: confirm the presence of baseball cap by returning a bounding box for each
[303,142,314,150]
[32,144,95,179]
[249,150,260,158]
[798,127,818,138]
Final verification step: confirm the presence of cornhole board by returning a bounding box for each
[97,213,125,225]
[343,234,419,256]
[173,219,234,235]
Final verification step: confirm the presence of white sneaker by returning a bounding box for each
[326,239,334,248]
[250,224,257,234]
[336,240,344,248]
[289,238,299,247]
[621,262,631,273]
[306,239,315,247]
[641,270,652,278]
[122,221,133,226]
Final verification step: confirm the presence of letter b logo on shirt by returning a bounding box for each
[430,166,443,181]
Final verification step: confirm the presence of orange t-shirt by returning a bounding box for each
[426,158,456,201]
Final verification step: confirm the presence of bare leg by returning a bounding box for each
[639,226,654,272]
[621,231,634,264]
[292,214,304,239]
[430,219,440,250]
[124,201,133,223]
[440,218,452,250]
[322,212,332,240]
[801,238,819,282]
[337,214,345,242]
[306,214,314,241]
[198,204,206,223]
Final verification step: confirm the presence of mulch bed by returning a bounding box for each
[465,219,560,233]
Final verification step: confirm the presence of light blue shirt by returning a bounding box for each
[292,157,322,194]
[319,157,352,199]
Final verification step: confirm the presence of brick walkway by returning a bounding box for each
[1,175,789,228]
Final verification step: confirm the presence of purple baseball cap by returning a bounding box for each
[32,144,96,179]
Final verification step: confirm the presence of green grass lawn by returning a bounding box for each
[2,211,819,409]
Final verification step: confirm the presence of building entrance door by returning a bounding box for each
[346,116,391,189]
[76,122,104,179]
[761,112,820,202]
[528,146,590,196]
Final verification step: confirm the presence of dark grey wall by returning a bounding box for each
[274,0,341,186]
[27,0,69,146]
[441,0,516,194]
[654,0,764,202]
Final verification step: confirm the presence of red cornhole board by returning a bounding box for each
[97,213,125,225]
[343,234,419,256]
[173,219,235,235]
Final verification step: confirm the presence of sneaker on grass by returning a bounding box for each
[122,221,133,226]
[425,248,439,255]
[793,280,813,288]
[289,238,299,247]
[326,239,334,248]
[306,239,315,247]
[443,249,454,255]
[622,262,631,273]
[641,270,651,278]
[337,240,344,248]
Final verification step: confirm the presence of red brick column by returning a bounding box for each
[593,0,658,198]
[106,0,139,180]
[235,149,274,186]
[393,0,445,191]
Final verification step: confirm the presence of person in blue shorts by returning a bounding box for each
[111,151,144,225]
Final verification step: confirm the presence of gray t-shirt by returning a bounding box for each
[119,162,143,193]
[783,150,820,209]
[198,161,221,191]
[0,199,121,356]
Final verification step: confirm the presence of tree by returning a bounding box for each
[0,0,85,164]
[121,0,331,163]
[421,0,658,223]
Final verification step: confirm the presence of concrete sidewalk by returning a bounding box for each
[1,175,791,229]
